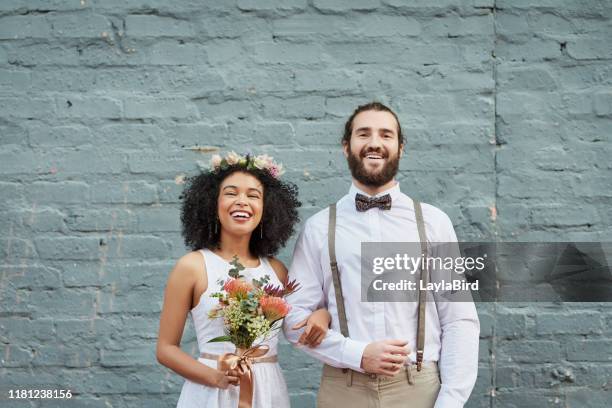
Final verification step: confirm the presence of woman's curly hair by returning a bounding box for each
[179,163,301,257]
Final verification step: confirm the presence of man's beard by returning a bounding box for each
[347,146,400,188]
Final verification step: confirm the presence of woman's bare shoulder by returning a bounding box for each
[267,256,288,282]
[169,250,206,282]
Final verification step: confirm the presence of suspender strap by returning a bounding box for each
[328,203,349,338]
[414,199,429,372]
[328,203,353,386]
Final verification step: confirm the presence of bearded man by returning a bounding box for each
[283,101,480,408]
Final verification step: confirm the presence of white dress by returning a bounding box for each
[176,248,291,408]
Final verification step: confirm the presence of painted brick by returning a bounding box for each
[1,3,611,407]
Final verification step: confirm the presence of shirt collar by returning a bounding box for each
[348,180,401,201]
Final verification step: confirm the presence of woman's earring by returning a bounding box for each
[214,218,219,234]
[260,221,263,239]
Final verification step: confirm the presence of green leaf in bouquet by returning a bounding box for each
[241,297,259,313]
[251,275,270,289]
[228,255,246,279]
[208,335,231,343]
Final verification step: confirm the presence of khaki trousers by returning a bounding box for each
[317,363,441,408]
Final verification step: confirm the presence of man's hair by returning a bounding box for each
[341,101,404,146]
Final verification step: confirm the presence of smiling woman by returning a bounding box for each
[156,153,333,408]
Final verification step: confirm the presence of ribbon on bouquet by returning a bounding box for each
[217,344,276,408]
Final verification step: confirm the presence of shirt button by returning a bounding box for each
[369,373,377,379]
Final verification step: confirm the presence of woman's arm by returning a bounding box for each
[156,251,238,388]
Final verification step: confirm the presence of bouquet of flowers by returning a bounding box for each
[208,256,300,350]
[206,256,300,406]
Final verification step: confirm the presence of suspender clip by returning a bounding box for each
[416,350,424,372]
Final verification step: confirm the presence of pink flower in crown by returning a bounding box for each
[268,163,285,178]
[226,151,240,165]
[210,154,222,169]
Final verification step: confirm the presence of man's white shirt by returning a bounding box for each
[283,181,480,408]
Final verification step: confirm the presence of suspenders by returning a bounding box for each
[327,198,430,381]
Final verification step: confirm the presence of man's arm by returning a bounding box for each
[434,298,480,408]
[432,213,480,408]
[282,218,368,372]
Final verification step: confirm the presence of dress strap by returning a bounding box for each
[198,248,218,286]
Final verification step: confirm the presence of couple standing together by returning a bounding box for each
[156,102,480,408]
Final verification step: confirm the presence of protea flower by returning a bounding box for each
[263,277,300,298]
[260,296,291,322]
[281,278,300,296]
[223,278,253,298]
[262,283,284,297]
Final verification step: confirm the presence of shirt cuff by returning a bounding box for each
[341,338,368,372]
[434,393,464,408]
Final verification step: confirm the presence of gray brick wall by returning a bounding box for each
[1,1,610,407]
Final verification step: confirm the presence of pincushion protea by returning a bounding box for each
[260,296,291,322]
[223,277,254,299]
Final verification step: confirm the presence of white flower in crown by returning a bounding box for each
[226,151,240,165]
[252,154,270,170]
[260,154,275,167]
[210,154,222,169]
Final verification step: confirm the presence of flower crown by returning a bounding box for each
[209,151,285,179]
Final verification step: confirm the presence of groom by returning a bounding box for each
[283,102,480,408]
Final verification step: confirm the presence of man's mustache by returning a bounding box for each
[360,148,388,159]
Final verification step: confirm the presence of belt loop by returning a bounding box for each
[344,368,353,387]
[406,366,414,385]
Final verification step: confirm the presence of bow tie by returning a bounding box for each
[355,193,392,212]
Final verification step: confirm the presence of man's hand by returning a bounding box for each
[360,339,410,376]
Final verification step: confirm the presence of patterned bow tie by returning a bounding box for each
[355,193,392,212]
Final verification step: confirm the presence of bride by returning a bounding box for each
[156,152,330,407]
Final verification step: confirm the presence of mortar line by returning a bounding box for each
[491,1,499,407]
